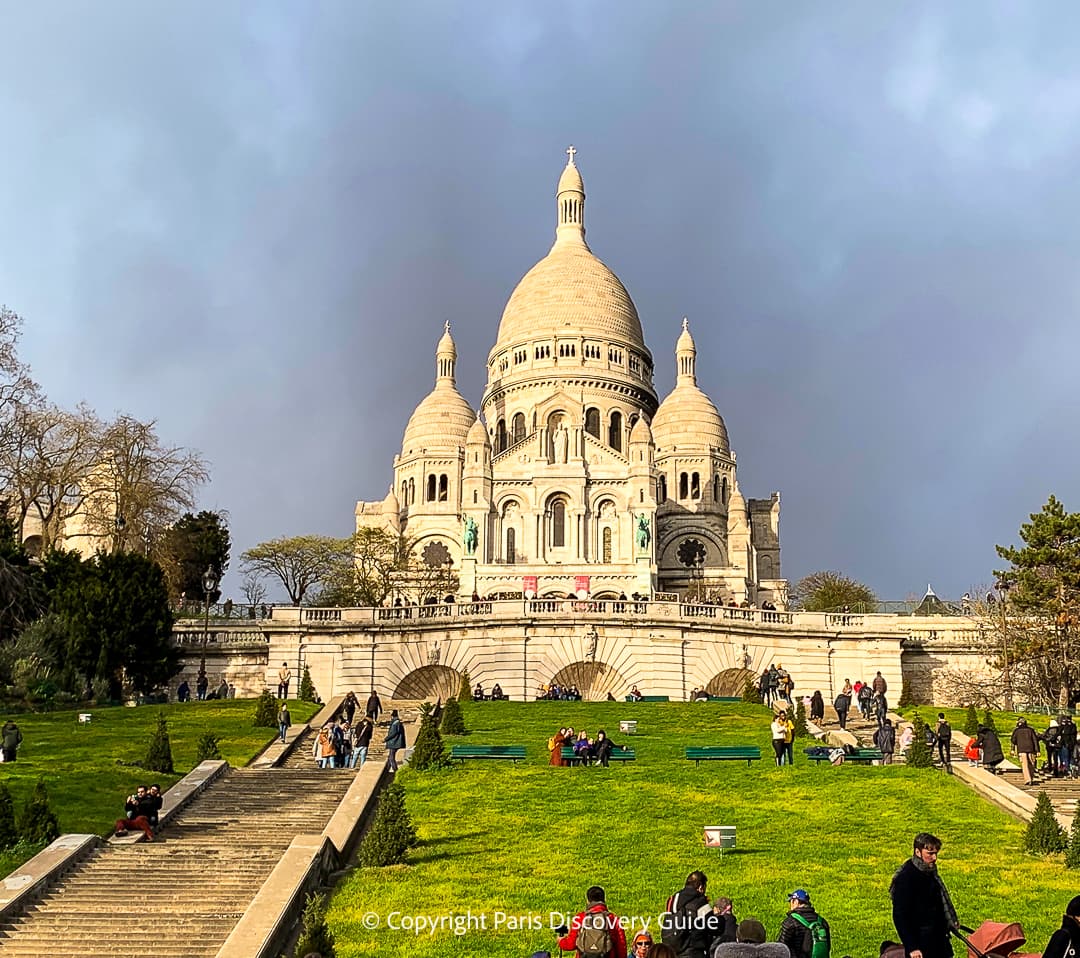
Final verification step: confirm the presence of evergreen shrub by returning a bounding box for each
[906,713,934,768]
[741,677,761,704]
[19,779,60,845]
[458,668,471,702]
[1024,791,1066,854]
[357,781,418,866]
[1066,803,1080,869]
[981,708,997,732]
[299,666,317,703]
[410,702,452,771]
[0,782,17,848]
[963,704,980,736]
[440,696,466,735]
[145,713,174,774]
[294,891,336,958]
[196,731,222,762]
[253,689,277,728]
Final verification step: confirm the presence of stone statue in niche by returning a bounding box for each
[554,425,569,463]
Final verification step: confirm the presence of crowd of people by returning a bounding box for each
[537,683,584,701]
[176,672,235,702]
[546,835,1078,958]
[474,682,509,701]
[547,727,626,767]
[829,674,889,730]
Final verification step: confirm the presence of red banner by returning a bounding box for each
[574,575,591,599]
[522,576,538,598]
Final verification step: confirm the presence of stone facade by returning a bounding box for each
[355,150,786,607]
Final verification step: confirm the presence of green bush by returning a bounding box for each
[1024,791,1067,855]
[294,891,336,958]
[793,700,809,738]
[741,677,761,704]
[897,677,914,708]
[357,781,418,867]
[1066,803,1080,869]
[410,702,452,771]
[963,704,980,736]
[18,779,60,845]
[0,782,17,848]
[196,731,222,762]
[440,696,466,735]
[906,713,934,768]
[458,668,472,702]
[299,666,317,703]
[253,690,277,728]
[144,713,174,774]
[981,708,997,732]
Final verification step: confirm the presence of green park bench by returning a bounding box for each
[803,747,884,765]
[450,745,526,763]
[624,695,670,702]
[560,746,637,766]
[708,696,742,702]
[685,746,761,766]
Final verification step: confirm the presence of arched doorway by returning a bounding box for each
[393,665,460,702]
[549,661,628,701]
[705,668,756,697]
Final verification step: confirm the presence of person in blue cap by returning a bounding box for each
[777,889,830,958]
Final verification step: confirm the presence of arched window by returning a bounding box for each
[713,474,720,503]
[438,474,449,501]
[585,407,600,438]
[722,476,728,504]
[512,412,526,444]
[691,472,701,500]
[408,478,415,504]
[602,527,612,563]
[496,419,507,453]
[609,411,623,451]
[506,527,516,564]
[551,500,566,548]
[679,472,689,500]
[472,490,478,504]
[426,474,436,502]
[401,482,407,505]
[658,474,667,503]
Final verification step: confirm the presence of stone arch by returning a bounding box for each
[549,660,629,702]
[21,534,42,559]
[393,665,461,701]
[704,668,756,697]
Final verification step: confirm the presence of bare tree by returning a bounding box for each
[240,573,268,607]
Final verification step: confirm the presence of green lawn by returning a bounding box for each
[328,701,1074,958]
[0,698,320,874]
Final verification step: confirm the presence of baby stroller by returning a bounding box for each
[955,920,1040,958]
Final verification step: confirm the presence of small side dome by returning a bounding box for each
[401,324,476,454]
[466,415,490,446]
[382,485,400,514]
[652,319,729,453]
[727,481,747,533]
[629,415,652,444]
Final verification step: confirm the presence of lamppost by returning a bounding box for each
[200,565,219,686]
[997,579,1013,710]
[114,512,126,554]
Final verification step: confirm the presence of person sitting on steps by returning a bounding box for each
[114,784,158,841]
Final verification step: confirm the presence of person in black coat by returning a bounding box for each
[809,691,824,723]
[890,832,958,958]
[662,870,722,958]
[976,725,1005,771]
[1043,895,1080,958]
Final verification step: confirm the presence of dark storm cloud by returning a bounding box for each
[2,2,1077,599]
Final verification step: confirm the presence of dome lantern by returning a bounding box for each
[436,320,457,383]
[555,144,586,247]
[676,317,697,384]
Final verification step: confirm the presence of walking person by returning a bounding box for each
[934,714,952,768]
[1011,717,1040,786]
[771,712,788,766]
[277,702,291,744]
[890,832,958,958]
[385,709,406,772]
[777,889,830,958]
[874,718,897,765]
[833,682,852,730]
[366,689,383,722]
[277,662,291,699]
[352,715,374,767]
[1,719,23,762]
[976,724,1005,772]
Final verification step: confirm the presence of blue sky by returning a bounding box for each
[2,2,1077,601]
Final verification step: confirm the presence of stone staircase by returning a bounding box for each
[0,764,355,957]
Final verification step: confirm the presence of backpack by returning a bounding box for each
[790,911,829,958]
[576,908,613,956]
[548,736,558,752]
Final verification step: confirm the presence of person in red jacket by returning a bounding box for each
[557,885,627,958]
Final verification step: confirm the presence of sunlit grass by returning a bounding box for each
[328,701,1073,958]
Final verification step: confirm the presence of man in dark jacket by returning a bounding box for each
[711,897,738,945]
[890,832,958,958]
[934,715,952,768]
[662,870,721,958]
[1042,895,1080,958]
[777,889,829,958]
[874,719,897,764]
[385,709,406,772]
[1011,718,1041,785]
[1059,716,1077,776]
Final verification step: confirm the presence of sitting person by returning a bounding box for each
[215,677,229,700]
[114,784,158,841]
[491,683,505,701]
[593,729,623,767]
[146,784,164,829]
[473,683,485,702]
[572,730,592,761]
[693,688,710,702]
[629,685,644,702]
[711,917,790,958]
[176,679,190,703]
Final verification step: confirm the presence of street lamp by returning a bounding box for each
[114,513,126,554]
[200,565,219,689]
[997,579,1013,710]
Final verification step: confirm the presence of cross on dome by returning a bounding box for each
[682,316,689,331]
[566,144,577,165]
[445,320,451,333]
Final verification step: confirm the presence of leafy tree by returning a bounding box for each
[51,551,178,700]
[410,702,451,770]
[1024,791,1066,854]
[440,696,466,735]
[996,495,1080,707]
[906,713,934,768]
[357,781,418,867]
[18,779,60,845]
[298,665,317,703]
[196,731,222,763]
[963,704,980,736]
[160,511,230,604]
[792,571,877,613]
[0,782,17,848]
[314,528,411,607]
[741,676,762,704]
[294,892,336,958]
[145,713,174,774]
[1066,803,1080,869]
[240,535,345,606]
[253,690,277,728]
